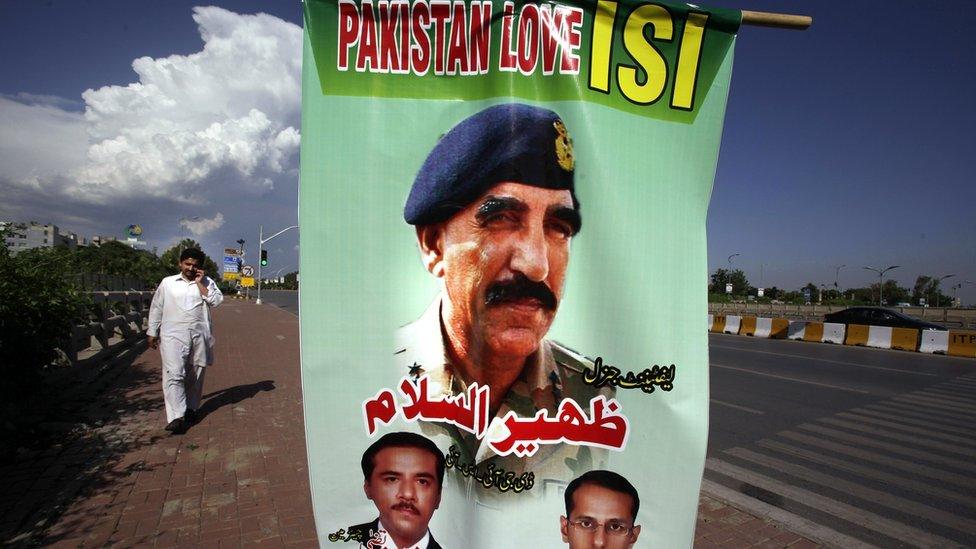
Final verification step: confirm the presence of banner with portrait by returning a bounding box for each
[300,0,739,546]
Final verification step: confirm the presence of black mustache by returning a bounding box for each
[392,502,419,514]
[484,275,557,310]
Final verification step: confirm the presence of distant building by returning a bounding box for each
[1,221,78,255]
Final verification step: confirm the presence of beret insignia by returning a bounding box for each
[553,119,574,172]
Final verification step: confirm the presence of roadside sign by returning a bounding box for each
[725,283,733,294]
[222,272,240,281]
[241,276,255,287]
[757,287,764,297]
[242,265,255,277]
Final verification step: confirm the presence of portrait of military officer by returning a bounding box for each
[348,432,445,549]
[395,103,614,501]
[560,470,642,549]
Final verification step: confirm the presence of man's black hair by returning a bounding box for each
[361,432,445,489]
[180,247,206,263]
[564,470,640,521]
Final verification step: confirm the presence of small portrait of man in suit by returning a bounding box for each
[348,432,445,548]
[560,470,642,549]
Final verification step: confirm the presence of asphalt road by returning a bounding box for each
[257,290,975,547]
[258,289,298,315]
[707,332,976,548]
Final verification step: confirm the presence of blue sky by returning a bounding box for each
[1,1,973,303]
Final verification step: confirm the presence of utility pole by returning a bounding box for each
[933,274,955,308]
[863,265,899,306]
[256,224,298,305]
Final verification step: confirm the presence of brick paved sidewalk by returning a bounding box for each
[0,299,315,548]
[0,299,820,548]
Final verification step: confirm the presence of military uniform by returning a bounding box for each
[394,297,613,507]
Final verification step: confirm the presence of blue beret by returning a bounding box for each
[404,103,578,226]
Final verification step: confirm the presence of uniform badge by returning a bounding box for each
[553,119,575,172]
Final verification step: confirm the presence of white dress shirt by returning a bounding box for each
[372,521,430,549]
[148,273,223,365]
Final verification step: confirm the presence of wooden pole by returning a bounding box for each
[741,10,812,30]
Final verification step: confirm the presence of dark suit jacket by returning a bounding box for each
[347,518,442,549]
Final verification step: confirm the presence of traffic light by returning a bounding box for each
[260,250,268,266]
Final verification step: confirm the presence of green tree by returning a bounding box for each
[0,240,90,428]
[159,239,219,280]
[283,271,299,290]
[709,268,750,296]
[74,240,169,288]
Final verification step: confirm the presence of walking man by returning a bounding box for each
[148,247,223,434]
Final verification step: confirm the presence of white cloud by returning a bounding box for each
[181,212,225,236]
[0,6,301,206]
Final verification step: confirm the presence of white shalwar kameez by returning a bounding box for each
[148,274,223,423]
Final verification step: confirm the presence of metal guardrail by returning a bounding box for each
[707,302,976,329]
[63,291,153,365]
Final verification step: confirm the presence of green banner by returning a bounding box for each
[300,0,738,546]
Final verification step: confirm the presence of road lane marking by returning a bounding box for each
[726,447,976,535]
[919,387,976,401]
[709,344,940,376]
[711,363,870,394]
[779,430,976,487]
[837,411,976,444]
[705,457,957,548]
[908,393,976,412]
[817,417,976,458]
[710,399,764,415]
[916,389,976,405]
[275,335,285,340]
[851,407,976,437]
[893,395,976,416]
[757,439,976,508]
[698,478,877,549]
[799,424,975,473]
[863,402,974,427]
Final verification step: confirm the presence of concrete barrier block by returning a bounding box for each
[920,330,949,354]
[803,322,824,342]
[866,326,892,349]
[770,318,790,339]
[723,315,742,335]
[788,321,806,340]
[845,324,869,346]
[948,330,976,358]
[754,318,773,338]
[710,315,726,334]
[740,316,758,336]
[891,328,919,352]
[822,323,846,344]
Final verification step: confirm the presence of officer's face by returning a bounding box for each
[364,447,441,547]
[422,182,579,361]
[560,484,641,549]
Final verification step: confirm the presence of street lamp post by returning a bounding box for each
[863,265,899,306]
[178,216,199,253]
[256,224,298,305]
[727,253,740,295]
[933,274,955,308]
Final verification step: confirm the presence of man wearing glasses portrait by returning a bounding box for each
[560,470,642,548]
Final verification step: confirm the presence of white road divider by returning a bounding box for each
[822,322,846,344]
[866,326,893,349]
[723,315,742,335]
